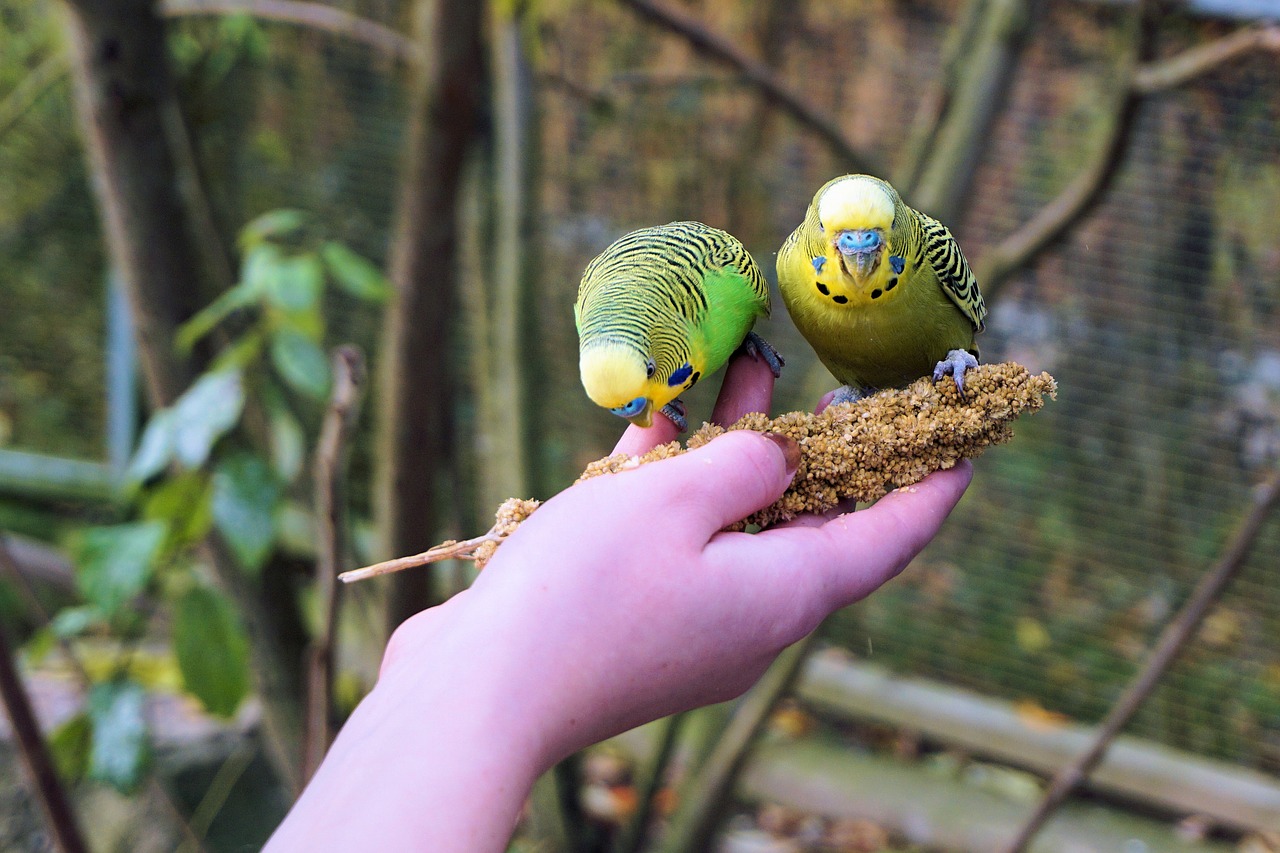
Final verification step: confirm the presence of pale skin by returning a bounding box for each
[266,353,972,852]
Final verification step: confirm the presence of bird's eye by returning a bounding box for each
[610,396,647,418]
[646,359,656,378]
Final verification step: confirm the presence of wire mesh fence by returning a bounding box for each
[2,0,1278,781]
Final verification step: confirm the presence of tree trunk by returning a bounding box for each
[62,0,204,404]
[376,0,485,629]
[62,0,304,793]
[909,0,1042,225]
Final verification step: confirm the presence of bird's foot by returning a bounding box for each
[741,331,784,379]
[933,349,979,397]
[660,399,688,432]
[829,385,871,407]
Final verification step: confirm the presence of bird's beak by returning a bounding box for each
[626,400,654,429]
[835,229,883,281]
[853,250,880,280]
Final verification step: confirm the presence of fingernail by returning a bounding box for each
[762,432,800,478]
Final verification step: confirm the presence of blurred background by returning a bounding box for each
[1,0,1279,850]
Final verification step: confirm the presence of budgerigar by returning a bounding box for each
[777,174,986,404]
[575,221,783,431]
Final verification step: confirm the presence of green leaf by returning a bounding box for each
[49,713,92,783]
[211,452,280,573]
[268,402,306,483]
[50,605,104,638]
[174,585,251,717]
[264,253,324,313]
[241,241,286,295]
[270,330,331,400]
[176,285,256,353]
[68,522,168,616]
[171,370,245,469]
[239,209,309,251]
[321,241,390,302]
[127,408,177,484]
[88,679,149,792]
[141,471,213,549]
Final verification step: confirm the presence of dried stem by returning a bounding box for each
[303,346,365,780]
[1133,24,1280,94]
[159,0,421,64]
[338,530,508,584]
[1002,465,1280,853]
[0,599,89,853]
[617,0,882,175]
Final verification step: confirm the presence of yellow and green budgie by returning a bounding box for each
[777,174,987,404]
[575,221,783,431]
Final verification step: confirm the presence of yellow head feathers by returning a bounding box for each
[816,175,897,231]
[578,343,664,427]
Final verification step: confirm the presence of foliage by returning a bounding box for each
[39,214,387,793]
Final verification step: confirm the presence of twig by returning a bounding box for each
[1001,465,1280,853]
[659,632,821,853]
[617,0,882,176]
[0,538,210,852]
[976,1,1149,302]
[0,52,69,142]
[182,738,258,849]
[1133,24,1280,94]
[894,0,989,196]
[159,0,422,65]
[303,346,365,780]
[0,537,88,850]
[338,530,505,583]
[0,610,89,853]
[616,712,686,853]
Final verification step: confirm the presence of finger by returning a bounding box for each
[714,461,973,614]
[711,350,776,426]
[632,430,800,538]
[611,410,682,458]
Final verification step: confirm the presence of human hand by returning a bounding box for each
[385,350,972,768]
[270,352,971,853]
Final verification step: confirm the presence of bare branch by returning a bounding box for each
[976,7,1147,302]
[0,549,89,853]
[617,0,882,175]
[1133,24,1280,94]
[0,539,212,853]
[159,0,422,65]
[659,633,821,853]
[303,346,365,780]
[1002,465,1280,853]
[0,52,68,142]
[339,530,505,583]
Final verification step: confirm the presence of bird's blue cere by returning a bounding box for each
[837,229,881,254]
[611,396,648,418]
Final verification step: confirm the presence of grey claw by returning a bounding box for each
[660,399,688,432]
[933,349,979,396]
[742,331,784,378]
[829,385,870,406]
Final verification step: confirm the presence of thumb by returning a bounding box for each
[638,430,800,537]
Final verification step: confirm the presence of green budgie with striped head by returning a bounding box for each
[777,174,987,404]
[575,221,783,431]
